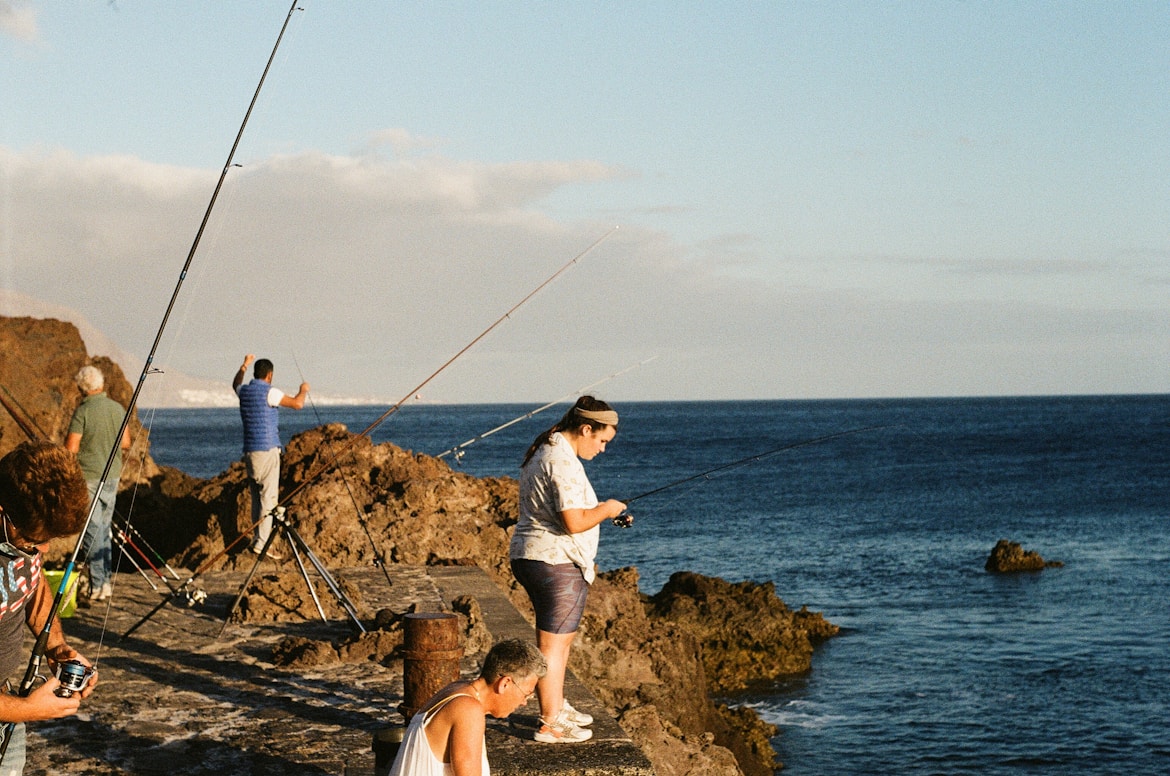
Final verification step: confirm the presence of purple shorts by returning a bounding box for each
[510,558,589,634]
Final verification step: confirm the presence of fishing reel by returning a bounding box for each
[53,659,94,698]
[184,586,208,608]
[612,511,634,528]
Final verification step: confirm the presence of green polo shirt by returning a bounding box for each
[68,391,126,481]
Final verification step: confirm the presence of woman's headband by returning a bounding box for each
[575,408,619,427]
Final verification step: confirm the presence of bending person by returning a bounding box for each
[231,354,309,559]
[388,638,546,775]
[0,442,98,775]
[508,396,627,743]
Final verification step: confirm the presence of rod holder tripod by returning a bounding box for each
[218,506,367,638]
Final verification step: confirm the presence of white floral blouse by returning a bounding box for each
[508,432,601,583]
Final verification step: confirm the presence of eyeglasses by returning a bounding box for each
[1,509,50,555]
[506,675,538,701]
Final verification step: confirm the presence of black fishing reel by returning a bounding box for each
[54,659,94,698]
[612,511,634,528]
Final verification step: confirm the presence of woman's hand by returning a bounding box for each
[561,499,627,533]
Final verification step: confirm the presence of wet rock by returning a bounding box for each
[985,539,1064,573]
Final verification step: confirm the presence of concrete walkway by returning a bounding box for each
[19,563,654,775]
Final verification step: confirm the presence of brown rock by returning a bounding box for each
[985,539,1064,573]
[2,315,843,776]
[647,571,839,693]
[0,316,156,480]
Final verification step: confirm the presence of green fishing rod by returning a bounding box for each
[611,425,887,527]
[123,226,619,639]
[0,1,303,763]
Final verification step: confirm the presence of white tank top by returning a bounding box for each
[387,693,490,776]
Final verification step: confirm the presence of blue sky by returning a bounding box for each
[2,1,1168,404]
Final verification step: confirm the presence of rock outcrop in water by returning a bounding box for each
[3,313,840,776]
[985,539,1064,572]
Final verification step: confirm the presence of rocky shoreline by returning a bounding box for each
[1,315,840,775]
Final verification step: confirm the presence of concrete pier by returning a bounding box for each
[21,564,655,775]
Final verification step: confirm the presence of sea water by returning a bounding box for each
[143,396,1170,774]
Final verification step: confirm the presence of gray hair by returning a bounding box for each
[75,365,105,394]
[479,639,547,683]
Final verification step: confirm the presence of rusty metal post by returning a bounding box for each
[400,612,462,720]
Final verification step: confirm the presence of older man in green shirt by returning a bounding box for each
[64,365,130,603]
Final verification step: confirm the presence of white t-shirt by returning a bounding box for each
[232,384,285,407]
[508,432,601,583]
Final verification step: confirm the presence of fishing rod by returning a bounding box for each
[610,425,887,527]
[0,383,47,442]
[290,352,393,589]
[112,528,162,591]
[114,512,183,583]
[122,227,618,639]
[436,355,657,463]
[0,1,303,761]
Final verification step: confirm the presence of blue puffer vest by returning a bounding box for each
[238,380,280,453]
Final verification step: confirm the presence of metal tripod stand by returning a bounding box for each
[218,506,368,638]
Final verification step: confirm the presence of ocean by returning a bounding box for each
[142,396,1170,774]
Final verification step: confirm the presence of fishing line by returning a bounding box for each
[436,354,657,463]
[114,511,182,582]
[610,425,888,527]
[0,2,304,761]
[291,351,394,587]
[122,226,619,639]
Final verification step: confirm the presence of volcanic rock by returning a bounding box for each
[646,571,840,693]
[985,539,1064,573]
[3,313,843,776]
[127,424,806,775]
[0,316,156,485]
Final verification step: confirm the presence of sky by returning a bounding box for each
[2,1,1168,405]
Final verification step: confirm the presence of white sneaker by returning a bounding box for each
[534,711,593,743]
[90,582,112,601]
[561,700,593,726]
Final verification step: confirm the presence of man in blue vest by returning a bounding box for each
[231,354,309,559]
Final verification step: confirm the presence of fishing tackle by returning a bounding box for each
[610,425,886,527]
[0,383,48,442]
[290,353,394,589]
[0,1,302,762]
[436,355,656,463]
[52,661,94,698]
[114,512,183,583]
[113,527,159,590]
[122,227,619,639]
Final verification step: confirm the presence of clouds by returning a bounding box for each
[3,134,1169,404]
[0,1,37,42]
